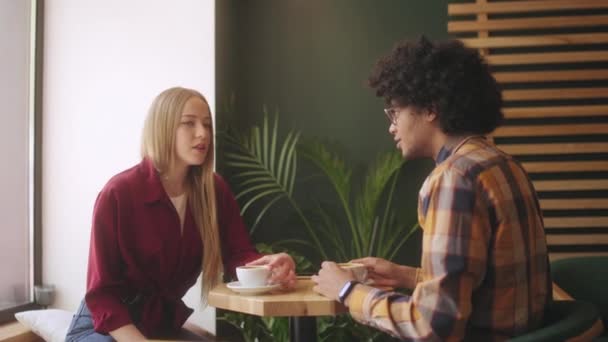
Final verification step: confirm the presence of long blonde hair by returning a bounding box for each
[141,87,222,303]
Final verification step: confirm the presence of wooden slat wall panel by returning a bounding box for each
[487,51,608,65]
[547,234,608,245]
[550,252,608,262]
[449,0,608,261]
[494,124,608,137]
[448,0,608,15]
[461,33,608,49]
[540,199,608,210]
[522,161,608,173]
[477,0,489,56]
[503,105,608,119]
[533,180,608,191]
[544,217,608,229]
[495,70,608,83]
[448,15,608,33]
[503,88,608,101]
[500,142,608,155]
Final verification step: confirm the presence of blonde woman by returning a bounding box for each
[65,87,296,341]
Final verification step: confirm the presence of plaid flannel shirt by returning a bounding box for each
[346,136,551,341]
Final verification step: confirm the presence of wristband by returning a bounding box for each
[338,280,359,304]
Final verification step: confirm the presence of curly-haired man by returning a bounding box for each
[313,36,551,341]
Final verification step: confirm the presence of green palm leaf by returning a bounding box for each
[354,151,404,256]
[222,109,417,264]
[298,140,362,255]
[223,113,327,259]
[386,222,420,261]
[299,140,351,201]
[225,114,295,212]
[313,203,348,261]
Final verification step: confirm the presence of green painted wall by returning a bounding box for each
[216,0,451,266]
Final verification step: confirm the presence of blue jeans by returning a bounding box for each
[65,298,212,341]
[65,299,115,341]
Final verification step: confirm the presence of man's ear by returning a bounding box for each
[423,109,438,123]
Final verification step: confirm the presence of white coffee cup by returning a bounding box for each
[337,262,368,282]
[236,265,271,287]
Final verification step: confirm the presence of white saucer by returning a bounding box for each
[226,281,280,295]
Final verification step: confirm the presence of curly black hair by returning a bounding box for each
[368,36,503,135]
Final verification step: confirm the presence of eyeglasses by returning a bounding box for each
[384,107,399,125]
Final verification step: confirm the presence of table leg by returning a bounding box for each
[289,316,317,342]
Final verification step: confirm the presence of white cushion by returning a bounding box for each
[14,309,73,342]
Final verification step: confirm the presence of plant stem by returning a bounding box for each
[378,171,399,258]
[387,223,420,261]
[335,191,362,257]
[287,196,329,260]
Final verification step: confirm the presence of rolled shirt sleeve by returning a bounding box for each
[85,187,132,333]
[346,169,489,341]
[215,175,262,279]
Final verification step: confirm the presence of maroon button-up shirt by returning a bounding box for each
[84,158,261,337]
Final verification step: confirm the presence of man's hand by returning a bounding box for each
[247,253,297,289]
[351,257,418,289]
[311,261,356,301]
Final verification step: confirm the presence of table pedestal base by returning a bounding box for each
[289,316,317,342]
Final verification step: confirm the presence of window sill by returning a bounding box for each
[0,321,42,342]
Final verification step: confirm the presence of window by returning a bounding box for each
[0,0,41,323]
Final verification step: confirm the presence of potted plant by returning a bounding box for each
[217,109,418,341]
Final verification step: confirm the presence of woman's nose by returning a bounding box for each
[196,124,207,137]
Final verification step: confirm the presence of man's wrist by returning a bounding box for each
[399,265,420,289]
[338,280,359,304]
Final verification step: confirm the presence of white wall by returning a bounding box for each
[42,0,216,333]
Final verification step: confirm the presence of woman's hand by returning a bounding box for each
[351,257,418,290]
[109,324,146,342]
[247,253,297,289]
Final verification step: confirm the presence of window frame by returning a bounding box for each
[0,0,43,324]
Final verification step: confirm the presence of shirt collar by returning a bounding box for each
[435,145,453,164]
[139,157,167,204]
[435,136,486,165]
